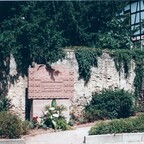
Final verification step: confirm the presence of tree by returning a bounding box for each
[57,1,127,47]
[0,1,128,74]
[96,17,132,49]
[0,1,65,75]
[0,1,128,97]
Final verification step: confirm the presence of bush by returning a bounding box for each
[55,118,68,130]
[89,114,144,135]
[0,98,13,112]
[0,111,28,138]
[21,120,30,135]
[68,116,74,126]
[40,99,69,130]
[29,116,39,129]
[84,89,135,121]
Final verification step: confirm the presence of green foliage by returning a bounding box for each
[41,100,68,130]
[29,116,39,129]
[96,17,132,49]
[75,47,102,83]
[74,48,144,99]
[0,1,129,98]
[0,1,126,74]
[0,111,28,139]
[84,108,107,121]
[89,114,144,135]
[77,117,85,124]
[0,98,13,112]
[75,47,144,99]
[55,117,68,130]
[110,49,133,77]
[51,99,57,108]
[110,49,144,98]
[0,2,66,76]
[21,120,29,135]
[84,89,135,121]
[68,116,74,126]
[56,1,126,47]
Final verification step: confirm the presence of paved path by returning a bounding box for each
[24,126,144,144]
[24,126,91,144]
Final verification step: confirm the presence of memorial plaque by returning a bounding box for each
[28,64,74,99]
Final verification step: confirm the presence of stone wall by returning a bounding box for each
[7,55,27,120]
[6,50,136,119]
[52,50,135,116]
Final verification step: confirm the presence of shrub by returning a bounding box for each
[84,89,135,121]
[29,116,39,129]
[68,116,74,126]
[55,117,68,130]
[0,111,25,139]
[89,121,110,135]
[89,114,144,135]
[132,114,144,132]
[0,98,13,112]
[41,99,69,130]
[21,120,30,135]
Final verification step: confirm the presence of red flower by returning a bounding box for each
[32,116,38,123]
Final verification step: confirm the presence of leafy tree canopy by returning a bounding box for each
[0,1,129,96]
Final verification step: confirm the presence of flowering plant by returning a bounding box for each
[41,99,68,130]
[30,116,39,128]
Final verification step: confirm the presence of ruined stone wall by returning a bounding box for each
[52,50,135,116]
[7,55,27,120]
[7,50,136,119]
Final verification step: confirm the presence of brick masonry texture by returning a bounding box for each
[28,65,74,99]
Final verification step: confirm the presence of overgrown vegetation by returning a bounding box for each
[30,99,69,131]
[110,49,144,98]
[96,17,132,49]
[0,111,29,138]
[41,99,69,130]
[89,114,144,135]
[0,97,13,112]
[84,89,135,121]
[75,48,144,98]
[0,98,29,139]
[1,1,144,137]
[75,47,102,83]
[0,1,128,98]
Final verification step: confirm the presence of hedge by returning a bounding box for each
[89,114,144,135]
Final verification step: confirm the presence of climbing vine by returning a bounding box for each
[75,48,144,98]
[0,51,10,99]
[13,48,65,76]
[110,49,144,98]
[74,47,102,84]
[109,49,133,78]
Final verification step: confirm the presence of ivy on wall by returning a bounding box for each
[0,48,65,98]
[111,49,144,98]
[109,49,132,78]
[74,47,102,84]
[0,50,10,99]
[74,48,144,98]
[1,46,144,100]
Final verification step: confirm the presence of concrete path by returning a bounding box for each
[24,126,91,144]
[24,126,144,144]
